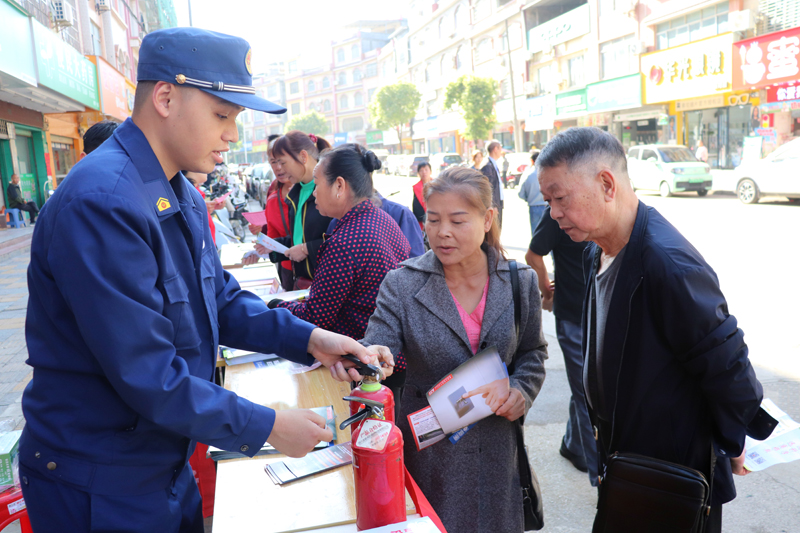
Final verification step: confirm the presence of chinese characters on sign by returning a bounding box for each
[733,27,800,91]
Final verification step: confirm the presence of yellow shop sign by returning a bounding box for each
[641,33,734,104]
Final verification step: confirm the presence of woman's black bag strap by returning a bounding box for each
[509,260,521,341]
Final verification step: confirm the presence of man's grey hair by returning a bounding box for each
[486,140,501,154]
[537,127,627,174]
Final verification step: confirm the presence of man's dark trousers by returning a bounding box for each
[16,201,39,222]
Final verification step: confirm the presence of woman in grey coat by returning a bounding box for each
[359,167,548,532]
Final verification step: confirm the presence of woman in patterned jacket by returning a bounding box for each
[267,143,411,393]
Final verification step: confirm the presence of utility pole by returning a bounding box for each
[188,0,193,27]
[505,17,522,153]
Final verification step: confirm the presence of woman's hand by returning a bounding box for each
[241,253,260,266]
[285,244,309,262]
[329,345,396,383]
[248,223,262,235]
[254,244,271,256]
[463,378,510,413]
[495,388,526,421]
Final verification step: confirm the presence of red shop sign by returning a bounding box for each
[766,84,800,103]
[733,26,800,91]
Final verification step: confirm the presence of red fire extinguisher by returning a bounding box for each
[342,354,395,426]
[341,396,406,531]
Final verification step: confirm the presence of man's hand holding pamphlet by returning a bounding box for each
[408,347,511,450]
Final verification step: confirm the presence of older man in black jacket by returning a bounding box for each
[537,127,771,533]
[6,173,39,224]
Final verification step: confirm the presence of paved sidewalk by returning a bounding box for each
[0,251,32,432]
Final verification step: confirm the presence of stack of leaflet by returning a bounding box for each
[265,442,352,485]
[221,347,280,366]
[268,289,310,303]
[207,406,337,461]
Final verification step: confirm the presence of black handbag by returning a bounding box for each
[509,260,544,531]
[593,451,715,533]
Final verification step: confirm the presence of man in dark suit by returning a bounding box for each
[480,140,504,227]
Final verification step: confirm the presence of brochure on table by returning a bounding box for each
[744,398,800,472]
[408,347,509,451]
[361,516,440,532]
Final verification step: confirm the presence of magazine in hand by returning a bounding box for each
[408,347,508,450]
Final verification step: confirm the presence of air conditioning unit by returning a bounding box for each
[630,41,648,55]
[97,0,111,12]
[53,1,75,27]
[729,9,755,32]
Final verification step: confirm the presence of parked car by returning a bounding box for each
[399,154,430,177]
[732,137,800,204]
[626,144,712,197]
[429,153,464,177]
[249,163,275,208]
[385,154,404,176]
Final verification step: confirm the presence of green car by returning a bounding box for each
[626,145,713,197]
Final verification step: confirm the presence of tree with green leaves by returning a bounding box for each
[369,82,421,154]
[444,76,497,141]
[286,110,329,135]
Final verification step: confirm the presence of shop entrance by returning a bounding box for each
[685,105,753,169]
[13,134,38,202]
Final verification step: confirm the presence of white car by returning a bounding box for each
[732,137,800,204]
[627,145,712,197]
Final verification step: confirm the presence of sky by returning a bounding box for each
[173,0,407,72]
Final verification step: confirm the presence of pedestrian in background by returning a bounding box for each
[261,130,332,289]
[6,173,38,224]
[695,139,709,162]
[412,161,432,230]
[525,207,596,486]
[471,149,484,169]
[352,167,547,533]
[518,151,547,237]
[80,120,119,157]
[480,140,504,227]
[537,127,771,532]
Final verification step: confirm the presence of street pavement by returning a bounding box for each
[1,175,798,532]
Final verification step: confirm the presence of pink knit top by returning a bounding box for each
[449,278,490,354]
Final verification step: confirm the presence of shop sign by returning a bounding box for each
[641,33,733,104]
[524,94,556,131]
[32,20,99,110]
[90,56,130,122]
[333,133,347,146]
[555,88,587,117]
[528,4,590,54]
[733,26,800,91]
[760,100,800,114]
[382,129,400,145]
[767,84,800,103]
[586,74,642,113]
[0,0,37,86]
[366,130,383,145]
[437,111,466,134]
[495,96,527,123]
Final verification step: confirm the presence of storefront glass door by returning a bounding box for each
[685,105,753,169]
[13,135,37,202]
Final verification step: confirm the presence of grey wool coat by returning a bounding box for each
[361,247,548,533]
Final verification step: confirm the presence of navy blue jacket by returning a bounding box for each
[21,119,316,496]
[326,194,425,258]
[582,201,763,506]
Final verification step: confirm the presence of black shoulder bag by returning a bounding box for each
[509,260,544,531]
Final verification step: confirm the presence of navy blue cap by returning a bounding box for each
[138,27,285,114]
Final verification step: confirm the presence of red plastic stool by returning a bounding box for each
[0,487,33,532]
[189,443,216,518]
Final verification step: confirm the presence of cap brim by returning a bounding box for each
[199,87,286,114]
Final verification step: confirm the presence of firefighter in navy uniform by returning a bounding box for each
[19,28,387,533]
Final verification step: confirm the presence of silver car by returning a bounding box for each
[732,138,800,204]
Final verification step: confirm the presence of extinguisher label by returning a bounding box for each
[355,419,392,451]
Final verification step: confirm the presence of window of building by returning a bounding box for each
[439,17,446,40]
[500,23,523,52]
[366,63,378,78]
[242,111,252,123]
[291,103,301,115]
[598,0,628,16]
[267,85,277,98]
[245,130,252,142]
[600,35,637,80]
[368,88,376,102]
[288,60,298,72]
[342,116,364,131]
[91,21,102,56]
[537,63,555,94]
[500,77,511,99]
[353,69,363,82]
[324,99,332,112]
[425,63,431,82]
[337,49,345,63]
[340,95,349,109]
[322,77,330,89]
[338,72,347,86]
[355,92,364,106]
[475,38,492,64]
[270,126,280,135]
[455,3,468,30]
[289,81,299,94]
[456,45,467,71]
[255,128,267,140]
[254,113,264,124]
[656,2,728,50]
[351,44,360,60]
[473,0,491,22]
[308,80,316,92]
[568,55,585,87]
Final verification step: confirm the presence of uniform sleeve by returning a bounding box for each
[656,265,762,456]
[47,194,312,455]
[510,269,549,414]
[360,268,406,357]
[276,240,356,330]
[395,208,425,257]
